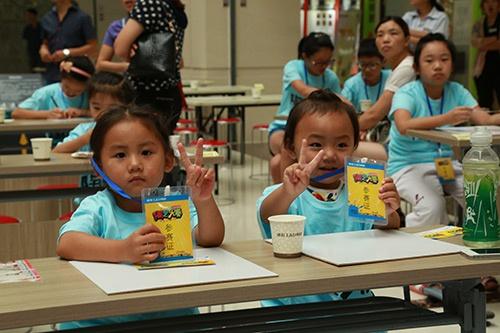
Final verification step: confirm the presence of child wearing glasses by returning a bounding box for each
[342,38,391,115]
[269,32,341,183]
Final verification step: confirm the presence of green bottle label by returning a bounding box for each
[463,169,498,243]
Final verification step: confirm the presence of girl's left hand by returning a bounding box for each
[177,138,215,202]
[378,177,400,214]
[66,108,83,118]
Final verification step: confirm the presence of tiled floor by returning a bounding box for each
[2,151,500,332]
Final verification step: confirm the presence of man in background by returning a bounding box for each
[39,0,97,84]
[22,8,43,72]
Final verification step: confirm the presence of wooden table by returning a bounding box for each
[183,85,251,97]
[186,94,282,164]
[0,152,224,203]
[0,118,92,134]
[406,129,500,159]
[0,235,494,332]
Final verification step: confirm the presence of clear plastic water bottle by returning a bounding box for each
[463,127,499,247]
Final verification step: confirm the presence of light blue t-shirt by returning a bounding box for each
[269,59,341,134]
[341,70,391,113]
[57,122,95,152]
[388,80,478,175]
[58,189,199,330]
[256,184,373,307]
[18,82,89,111]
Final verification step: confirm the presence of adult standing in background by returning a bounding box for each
[39,0,97,84]
[115,0,188,134]
[96,0,137,73]
[472,0,500,109]
[22,8,43,72]
[403,0,449,48]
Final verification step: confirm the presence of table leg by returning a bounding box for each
[442,278,486,333]
[240,106,246,165]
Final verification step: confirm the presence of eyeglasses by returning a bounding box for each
[310,58,336,67]
[358,62,382,71]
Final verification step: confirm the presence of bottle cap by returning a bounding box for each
[470,126,492,145]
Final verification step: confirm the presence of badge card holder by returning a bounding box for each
[346,157,387,226]
[434,156,456,185]
[142,186,193,262]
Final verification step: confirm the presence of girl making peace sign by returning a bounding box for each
[56,104,224,329]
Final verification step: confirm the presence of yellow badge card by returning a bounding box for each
[346,158,387,225]
[142,187,193,262]
[434,157,455,184]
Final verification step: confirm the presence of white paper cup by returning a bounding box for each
[251,87,262,98]
[190,80,199,89]
[360,99,372,113]
[31,138,53,161]
[0,108,4,123]
[169,134,180,156]
[268,214,306,258]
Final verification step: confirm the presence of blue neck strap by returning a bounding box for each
[311,167,345,182]
[90,158,142,203]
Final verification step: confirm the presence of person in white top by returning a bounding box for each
[355,17,416,161]
[403,0,450,47]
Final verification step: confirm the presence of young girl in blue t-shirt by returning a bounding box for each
[258,90,401,307]
[269,32,341,183]
[56,105,224,329]
[53,71,135,153]
[13,56,94,119]
[388,33,500,227]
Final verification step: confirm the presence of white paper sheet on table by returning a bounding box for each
[300,229,465,266]
[70,247,277,294]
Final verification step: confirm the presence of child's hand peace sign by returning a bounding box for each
[283,139,324,197]
[177,138,215,202]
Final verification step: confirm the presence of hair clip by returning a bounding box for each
[59,61,92,78]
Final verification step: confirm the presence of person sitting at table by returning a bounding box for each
[56,105,225,329]
[388,33,500,227]
[269,32,341,184]
[53,71,134,153]
[258,90,400,307]
[12,56,94,119]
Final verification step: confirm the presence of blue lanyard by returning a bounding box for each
[303,62,325,89]
[364,74,383,101]
[425,88,445,153]
[91,158,142,203]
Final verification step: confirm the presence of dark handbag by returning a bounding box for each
[128,4,177,80]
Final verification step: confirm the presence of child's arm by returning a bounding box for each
[52,130,92,153]
[393,107,473,135]
[177,139,224,247]
[375,177,400,230]
[57,224,165,263]
[66,108,90,118]
[260,139,324,222]
[471,107,500,125]
[12,107,66,119]
[358,90,394,130]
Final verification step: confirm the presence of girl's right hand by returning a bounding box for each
[446,107,473,125]
[123,224,165,263]
[283,139,324,197]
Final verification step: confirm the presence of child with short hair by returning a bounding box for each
[56,105,224,329]
[13,56,95,119]
[342,38,391,114]
[389,33,500,227]
[258,90,400,306]
[53,71,134,153]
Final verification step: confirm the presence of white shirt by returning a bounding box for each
[403,6,450,38]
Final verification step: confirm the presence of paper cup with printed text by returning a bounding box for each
[169,135,181,157]
[31,138,53,161]
[268,214,306,258]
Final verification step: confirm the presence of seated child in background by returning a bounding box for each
[56,105,225,329]
[53,71,134,153]
[12,56,94,119]
[388,33,500,227]
[257,90,400,307]
[341,38,391,115]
